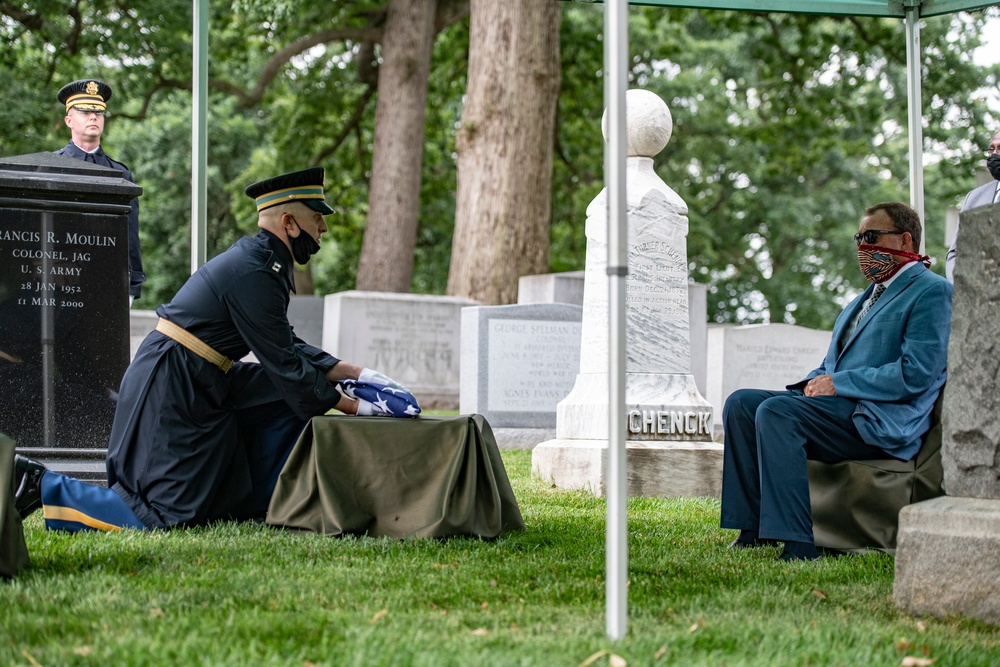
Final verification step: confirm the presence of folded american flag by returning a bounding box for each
[339,368,421,417]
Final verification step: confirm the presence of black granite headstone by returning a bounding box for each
[0,152,141,482]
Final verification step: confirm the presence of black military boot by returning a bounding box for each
[13,455,46,519]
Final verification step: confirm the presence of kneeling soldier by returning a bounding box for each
[13,168,419,531]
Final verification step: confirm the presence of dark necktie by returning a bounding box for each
[84,152,96,164]
[857,284,885,323]
[841,283,885,348]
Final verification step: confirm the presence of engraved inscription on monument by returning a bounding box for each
[364,303,457,386]
[626,243,688,312]
[626,409,712,437]
[0,209,129,450]
[617,199,695,376]
[487,318,582,413]
[5,227,112,307]
[731,341,824,382]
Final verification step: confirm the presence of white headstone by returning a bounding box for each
[287,295,325,348]
[323,291,478,409]
[533,89,722,498]
[689,282,708,397]
[705,323,832,427]
[517,271,586,306]
[129,309,159,360]
[460,303,582,428]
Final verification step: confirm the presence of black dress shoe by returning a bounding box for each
[777,540,821,562]
[13,455,47,519]
[727,530,781,549]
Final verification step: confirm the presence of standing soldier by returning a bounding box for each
[56,79,146,305]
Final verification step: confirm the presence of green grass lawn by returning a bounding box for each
[4,450,998,666]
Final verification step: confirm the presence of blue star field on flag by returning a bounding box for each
[339,368,421,417]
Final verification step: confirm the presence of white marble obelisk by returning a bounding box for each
[532,89,723,498]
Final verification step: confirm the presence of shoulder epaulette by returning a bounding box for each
[106,156,132,173]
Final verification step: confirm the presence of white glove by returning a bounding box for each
[340,368,421,417]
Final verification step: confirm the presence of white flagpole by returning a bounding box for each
[604,0,629,641]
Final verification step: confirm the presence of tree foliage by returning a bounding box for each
[1,1,997,325]
[552,5,998,328]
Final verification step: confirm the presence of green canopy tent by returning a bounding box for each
[601,0,993,16]
[586,0,997,638]
[183,0,995,638]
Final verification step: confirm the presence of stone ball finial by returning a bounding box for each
[602,89,673,158]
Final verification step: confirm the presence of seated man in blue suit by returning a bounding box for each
[721,201,952,561]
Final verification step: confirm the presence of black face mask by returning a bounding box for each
[289,221,320,265]
[987,153,1000,181]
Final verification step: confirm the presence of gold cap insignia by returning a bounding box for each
[85,81,99,95]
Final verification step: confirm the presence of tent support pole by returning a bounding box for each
[604,0,629,642]
[191,0,208,273]
[905,4,926,252]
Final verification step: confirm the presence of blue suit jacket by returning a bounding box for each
[792,263,952,460]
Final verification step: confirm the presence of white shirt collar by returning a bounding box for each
[71,141,101,155]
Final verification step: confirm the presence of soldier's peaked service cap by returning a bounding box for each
[244,167,335,215]
[58,79,112,112]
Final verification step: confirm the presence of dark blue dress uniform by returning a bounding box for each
[55,142,145,299]
[24,168,344,532]
[105,230,343,528]
[55,79,146,299]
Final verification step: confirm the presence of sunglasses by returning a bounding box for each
[854,229,904,246]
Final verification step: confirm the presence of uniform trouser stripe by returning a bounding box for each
[43,505,123,532]
[40,471,146,533]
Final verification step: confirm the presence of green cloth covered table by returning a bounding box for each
[266,414,525,539]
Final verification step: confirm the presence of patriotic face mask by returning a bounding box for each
[857,245,930,284]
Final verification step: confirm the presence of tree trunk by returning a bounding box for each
[355,0,437,292]
[447,0,561,305]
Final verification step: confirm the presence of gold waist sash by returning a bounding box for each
[155,318,233,373]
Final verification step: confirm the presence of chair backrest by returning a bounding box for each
[914,385,946,467]
[908,385,947,504]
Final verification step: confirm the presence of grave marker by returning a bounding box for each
[0,152,139,481]
[324,291,478,409]
[460,303,582,429]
